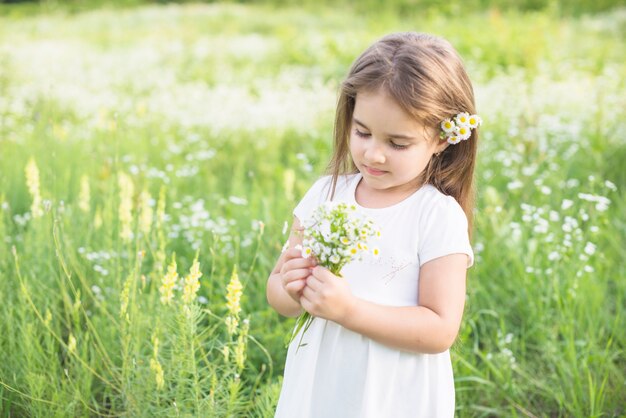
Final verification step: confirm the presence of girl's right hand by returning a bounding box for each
[280,248,317,303]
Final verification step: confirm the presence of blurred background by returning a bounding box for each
[0,0,624,417]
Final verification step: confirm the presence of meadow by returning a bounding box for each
[0,2,625,417]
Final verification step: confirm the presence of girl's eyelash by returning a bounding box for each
[355,129,370,138]
[355,129,408,150]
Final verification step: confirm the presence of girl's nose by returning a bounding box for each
[364,141,386,164]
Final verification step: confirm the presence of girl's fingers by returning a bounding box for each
[285,279,305,293]
[284,247,304,260]
[305,275,322,291]
[300,289,313,311]
[282,268,314,284]
[311,266,334,281]
[281,257,315,275]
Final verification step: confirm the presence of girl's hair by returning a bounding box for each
[327,32,478,230]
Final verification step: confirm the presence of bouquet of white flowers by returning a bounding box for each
[288,201,380,349]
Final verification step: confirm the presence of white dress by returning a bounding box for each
[275,173,474,418]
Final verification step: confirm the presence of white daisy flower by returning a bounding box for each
[301,247,313,259]
[441,119,455,133]
[455,112,470,127]
[447,135,461,145]
[468,114,482,128]
[456,125,471,140]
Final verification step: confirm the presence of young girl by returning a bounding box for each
[266,32,479,418]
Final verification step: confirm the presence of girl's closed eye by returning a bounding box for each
[390,141,408,150]
[355,129,370,138]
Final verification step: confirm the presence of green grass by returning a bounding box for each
[0,2,625,417]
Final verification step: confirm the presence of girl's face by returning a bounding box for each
[349,88,446,199]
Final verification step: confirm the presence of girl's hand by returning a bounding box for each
[280,248,317,303]
[300,266,357,323]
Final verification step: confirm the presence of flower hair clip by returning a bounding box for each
[439,112,482,145]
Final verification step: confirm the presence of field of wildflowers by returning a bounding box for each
[0,2,625,417]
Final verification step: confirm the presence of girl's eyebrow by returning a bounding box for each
[353,118,416,140]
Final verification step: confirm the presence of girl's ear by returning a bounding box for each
[435,140,449,154]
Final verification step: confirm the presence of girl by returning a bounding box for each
[266,32,479,418]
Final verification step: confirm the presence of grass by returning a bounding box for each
[0,2,625,417]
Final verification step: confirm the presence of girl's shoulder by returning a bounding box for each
[414,184,468,228]
[416,184,464,214]
[416,185,473,267]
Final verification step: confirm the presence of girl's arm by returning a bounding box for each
[266,217,315,318]
[300,253,468,354]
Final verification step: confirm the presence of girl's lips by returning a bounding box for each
[364,165,387,176]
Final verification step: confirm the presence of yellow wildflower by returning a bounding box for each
[73,290,82,312]
[225,316,239,336]
[235,319,250,371]
[25,157,43,218]
[53,123,67,141]
[150,358,164,390]
[159,255,178,305]
[225,266,242,316]
[67,333,77,355]
[136,102,146,117]
[78,175,90,213]
[138,190,153,236]
[182,257,202,304]
[120,275,132,319]
[44,308,52,326]
[94,207,103,230]
[118,172,134,242]
[150,333,164,389]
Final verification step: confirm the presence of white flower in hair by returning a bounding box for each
[441,118,455,133]
[456,125,471,140]
[468,114,482,129]
[455,112,470,126]
[447,135,461,144]
[440,112,482,145]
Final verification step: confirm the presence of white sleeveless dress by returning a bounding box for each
[275,174,474,418]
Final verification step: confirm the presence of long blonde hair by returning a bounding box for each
[327,32,478,230]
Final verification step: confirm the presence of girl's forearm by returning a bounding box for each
[339,299,461,354]
[266,273,304,318]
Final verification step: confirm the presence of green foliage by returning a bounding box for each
[1,0,624,16]
[0,2,624,417]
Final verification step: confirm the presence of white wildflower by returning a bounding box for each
[583,242,596,256]
[454,112,470,126]
[604,180,617,191]
[289,201,380,348]
[561,199,574,210]
[441,119,455,133]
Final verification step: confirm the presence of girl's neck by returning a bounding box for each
[354,174,425,209]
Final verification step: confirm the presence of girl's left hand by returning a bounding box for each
[300,266,357,324]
